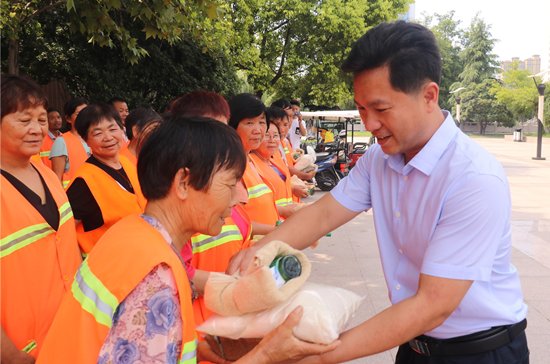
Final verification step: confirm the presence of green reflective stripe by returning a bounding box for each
[275,197,293,207]
[179,339,198,363]
[191,225,241,253]
[247,183,271,199]
[71,260,119,327]
[283,146,290,153]
[22,340,37,353]
[39,151,50,157]
[0,201,73,258]
[62,180,70,188]
[59,202,73,226]
[0,223,53,258]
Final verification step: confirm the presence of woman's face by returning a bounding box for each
[256,123,280,159]
[85,118,125,160]
[236,113,267,152]
[1,104,48,161]
[185,167,241,236]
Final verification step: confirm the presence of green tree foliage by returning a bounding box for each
[229,0,412,107]
[453,15,513,133]
[458,15,498,84]
[420,11,464,111]
[7,7,240,110]
[493,64,539,126]
[1,0,228,74]
[461,79,513,134]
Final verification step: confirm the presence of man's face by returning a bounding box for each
[354,66,433,162]
[47,110,63,132]
[113,101,129,125]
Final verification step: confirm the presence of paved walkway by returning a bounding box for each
[304,136,550,363]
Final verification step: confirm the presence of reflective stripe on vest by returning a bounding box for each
[247,183,272,199]
[62,179,70,189]
[71,260,119,328]
[275,197,293,207]
[179,338,198,363]
[0,202,73,258]
[39,151,51,158]
[191,225,241,254]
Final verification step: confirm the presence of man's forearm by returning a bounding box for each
[256,193,357,250]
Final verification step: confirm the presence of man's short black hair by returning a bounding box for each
[108,96,127,105]
[342,21,441,93]
[271,98,292,110]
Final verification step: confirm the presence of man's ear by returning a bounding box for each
[173,168,190,200]
[423,81,440,112]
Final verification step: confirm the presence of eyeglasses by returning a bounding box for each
[265,133,280,140]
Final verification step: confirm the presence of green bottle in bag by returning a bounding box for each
[269,255,302,288]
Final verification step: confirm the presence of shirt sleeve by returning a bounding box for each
[66,177,104,231]
[49,136,68,159]
[97,264,183,364]
[330,148,372,212]
[421,173,510,281]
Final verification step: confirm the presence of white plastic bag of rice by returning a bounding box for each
[197,282,364,344]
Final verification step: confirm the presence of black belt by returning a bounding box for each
[408,319,527,357]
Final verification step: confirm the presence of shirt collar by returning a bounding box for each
[385,110,458,176]
[408,110,458,176]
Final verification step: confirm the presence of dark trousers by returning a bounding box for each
[395,331,529,364]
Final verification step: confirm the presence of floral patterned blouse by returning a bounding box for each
[97,215,184,364]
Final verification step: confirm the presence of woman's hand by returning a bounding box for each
[292,184,309,198]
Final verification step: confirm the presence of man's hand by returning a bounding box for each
[250,306,340,363]
[227,245,261,275]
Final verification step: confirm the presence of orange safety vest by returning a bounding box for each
[39,133,56,168]
[119,144,137,166]
[70,155,146,254]
[250,153,293,208]
[191,206,252,325]
[36,214,197,364]
[61,131,89,189]
[1,161,81,358]
[281,139,304,203]
[242,158,280,226]
[282,138,296,167]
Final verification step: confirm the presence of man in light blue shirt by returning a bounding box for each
[230,21,528,364]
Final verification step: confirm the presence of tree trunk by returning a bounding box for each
[480,122,487,135]
[8,38,19,75]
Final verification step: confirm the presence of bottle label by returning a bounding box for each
[269,265,287,288]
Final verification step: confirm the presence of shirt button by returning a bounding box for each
[396,284,401,290]
[403,175,408,181]
[395,211,401,218]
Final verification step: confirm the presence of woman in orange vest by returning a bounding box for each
[37,116,337,363]
[228,93,280,235]
[1,75,82,362]
[119,106,162,165]
[250,121,299,218]
[66,103,146,254]
[50,97,90,188]
[39,108,63,168]
[169,91,254,328]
